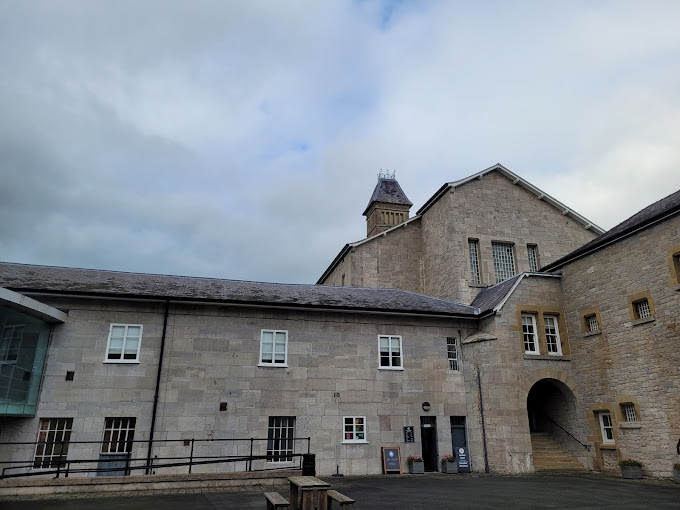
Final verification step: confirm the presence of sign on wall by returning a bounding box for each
[456,447,471,473]
[403,426,415,443]
[381,447,402,474]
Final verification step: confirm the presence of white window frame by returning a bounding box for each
[586,314,599,332]
[622,403,637,422]
[447,337,459,371]
[267,416,296,462]
[378,335,403,370]
[104,324,143,363]
[468,239,481,285]
[33,418,73,469]
[634,299,651,319]
[521,314,539,355]
[543,315,562,356]
[101,417,136,454]
[598,412,614,444]
[259,329,289,367]
[527,244,539,272]
[492,242,516,283]
[342,416,367,443]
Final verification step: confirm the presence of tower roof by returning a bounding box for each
[362,174,413,216]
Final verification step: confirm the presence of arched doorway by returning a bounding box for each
[527,378,586,471]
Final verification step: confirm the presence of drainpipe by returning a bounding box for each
[477,368,490,473]
[146,299,169,474]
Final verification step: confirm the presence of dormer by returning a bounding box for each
[363,171,413,237]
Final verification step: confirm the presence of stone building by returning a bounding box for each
[0,163,678,479]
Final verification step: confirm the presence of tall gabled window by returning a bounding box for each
[379,335,403,369]
[33,418,73,469]
[492,242,515,283]
[543,315,562,355]
[598,412,614,444]
[105,324,142,362]
[468,239,481,285]
[267,416,295,462]
[259,330,288,367]
[527,244,539,272]
[521,313,539,354]
[447,337,459,370]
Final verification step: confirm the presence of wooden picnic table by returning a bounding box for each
[288,475,331,510]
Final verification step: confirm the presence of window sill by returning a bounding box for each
[523,354,571,361]
[599,443,616,449]
[583,329,601,337]
[378,366,404,371]
[619,422,641,429]
[468,284,488,288]
[103,360,140,364]
[631,316,655,327]
[258,363,288,368]
[342,440,368,445]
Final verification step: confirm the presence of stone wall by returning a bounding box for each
[560,215,680,478]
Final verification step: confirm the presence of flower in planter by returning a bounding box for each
[441,454,456,463]
[619,458,643,467]
[408,455,422,463]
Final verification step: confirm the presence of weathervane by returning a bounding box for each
[378,169,396,180]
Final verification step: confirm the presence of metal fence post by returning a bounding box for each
[249,438,254,472]
[189,439,195,474]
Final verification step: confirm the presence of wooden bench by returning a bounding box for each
[265,491,290,510]
[327,489,355,509]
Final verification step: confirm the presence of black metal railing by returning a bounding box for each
[542,414,590,451]
[0,436,311,480]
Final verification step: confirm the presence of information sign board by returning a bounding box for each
[381,447,402,474]
[456,447,471,473]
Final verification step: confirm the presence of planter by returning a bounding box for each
[441,462,457,474]
[621,465,643,479]
[409,461,424,474]
[673,469,680,484]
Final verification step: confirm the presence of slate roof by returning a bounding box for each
[362,178,413,216]
[469,274,523,313]
[542,188,680,271]
[0,262,479,317]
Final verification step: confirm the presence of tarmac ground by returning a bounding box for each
[2,473,678,509]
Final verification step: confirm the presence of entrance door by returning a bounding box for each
[420,416,438,472]
[450,416,467,450]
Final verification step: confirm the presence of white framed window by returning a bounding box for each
[527,244,539,272]
[105,324,142,363]
[343,416,367,443]
[492,242,515,283]
[622,403,637,423]
[586,314,599,332]
[468,239,481,285]
[543,315,562,355]
[267,416,295,462]
[634,299,651,319]
[521,314,539,354]
[33,418,73,469]
[598,412,614,444]
[378,335,403,369]
[101,417,136,454]
[259,329,288,367]
[447,337,459,370]
[0,324,24,364]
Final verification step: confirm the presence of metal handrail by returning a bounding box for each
[541,413,590,450]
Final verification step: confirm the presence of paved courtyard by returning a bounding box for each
[2,474,678,509]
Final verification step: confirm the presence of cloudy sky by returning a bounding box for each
[1,1,679,284]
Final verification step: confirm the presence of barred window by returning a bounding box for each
[468,239,481,285]
[33,418,73,469]
[544,315,562,355]
[527,245,539,272]
[447,337,459,371]
[267,416,295,462]
[622,403,637,422]
[586,314,599,332]
[101,417,136,454]
[492,242,515,283]
[522,314,539,354]
[634,299,651,319]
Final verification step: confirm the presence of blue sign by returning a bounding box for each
[456,447,471,473]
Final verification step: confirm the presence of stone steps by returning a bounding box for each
[531,433,586,472]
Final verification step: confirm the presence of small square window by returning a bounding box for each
[634,299,651,320]
[105,324,142,363]
[343,416,367,443]
[447,337,459,370]
[598,412,614,444]
[259,330,288,367]
[379,335,403,369]
[586,314,599,332]
[521,314,539,354]
[622,403,637,422]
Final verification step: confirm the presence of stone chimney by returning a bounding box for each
[363,171,413,237]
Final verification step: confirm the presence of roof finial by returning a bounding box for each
[377,169,395,180]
